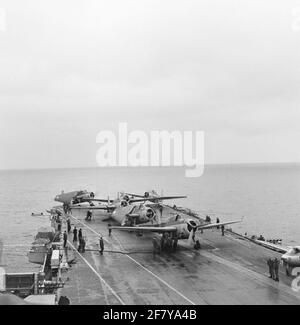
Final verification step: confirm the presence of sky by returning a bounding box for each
[0,0,300,169]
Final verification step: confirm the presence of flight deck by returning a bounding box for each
[59,211,300,305]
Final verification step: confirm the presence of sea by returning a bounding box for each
[0,164,300,272]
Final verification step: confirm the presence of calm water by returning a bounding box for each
[0,164,300,272]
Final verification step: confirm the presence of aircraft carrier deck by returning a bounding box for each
[59,211,300,305]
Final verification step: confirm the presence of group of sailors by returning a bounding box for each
[62,215,105,256]
[61,218,86,253]
[72,226,86,253]
[267,257,280,282]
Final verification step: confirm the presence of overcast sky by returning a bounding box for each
[0,0,299,169]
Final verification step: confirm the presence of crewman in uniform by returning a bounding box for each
[81,237,86,253]
[274,258,280,282]
[267,258,273,279]
[78,228,83,243]
[73,227,78,243]
[85,210,92,221]
[221,225,225,236]
[63,231,68,248]
[108,224,112,237]
[99,237,104,255]
[216,217,220,229]
[67,218,71,233]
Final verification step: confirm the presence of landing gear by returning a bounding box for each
[154,234,178,254]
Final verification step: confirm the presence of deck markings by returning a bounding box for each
[68,241,125,305]
[69,214,197,305]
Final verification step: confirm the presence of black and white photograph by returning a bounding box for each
[0,0,300,308]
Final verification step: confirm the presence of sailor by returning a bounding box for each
[67,218,71,233]
[85,210,90,221]
[78,228,83,243]
[81,237,86,253]
[221,225,225,236]
[274,258,280,282]
[73,227,78,242]
[108,224,112,237]
[216,217,220,229]
[63,231,68,248]
[267,258,273,279]
[99,237,104,255]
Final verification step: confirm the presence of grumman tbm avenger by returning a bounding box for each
[93,196,243,251]
[55,190,242,251]
[55,190,97,205]
[109,211,243,251]
[69,191,187,221]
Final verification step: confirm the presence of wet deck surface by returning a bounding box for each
[60,212,300,305]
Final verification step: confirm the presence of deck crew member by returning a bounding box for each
[78,228,83,243]
[63,231,68,248]
[99,237,104,255]
[216,217,220,229]
[67,218,71,233]
[267,258,273,279]
[85,210,92,221]
[108,224,112,237]
[73,227,78,242]
[81,237,86,253]
[274,258,280,282]
[221,225,225,236]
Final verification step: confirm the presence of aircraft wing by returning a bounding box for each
[197,219,242,231]
[109,225,177,234]
[124,193,145,198]
[84,199,114,203]
[129,196,187,203]
[71,205,116,211]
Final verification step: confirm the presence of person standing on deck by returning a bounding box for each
[73,227,78,243]
[99,237,104,255]
[221,225,225,236]
[85,210,92,221]
[81,237,86,253]
[267,258,273,279]
[274,258,280,282]
[216,217,220,229]
[63,231,68,248]
[78,229,83,243]
[67,218,71,233]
